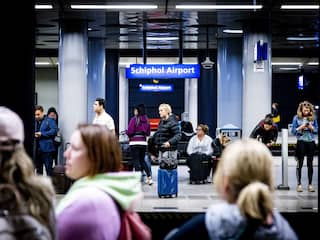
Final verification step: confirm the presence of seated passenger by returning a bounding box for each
[250,115,278,147]
[0,107,55,239]
[187,124,213,156]
[164,139,298,240]
[211,133,231,178]
[56,124,144,240]
[211,133,231,159]
[180,121,195,142]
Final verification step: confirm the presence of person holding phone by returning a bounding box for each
[291,101,318,192]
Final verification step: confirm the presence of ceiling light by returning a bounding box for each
[176,5,262,10]
[308,62,319,65]
[271,62,302,66]
[281,5,319,10]
[147,37,179,41]
[71,5,158,10]
[35,62,51,65]
[223,29,243,34]
[287,37,319,41]
[279,68,298,70]
[35,4,53,9]
[88,28,92,31]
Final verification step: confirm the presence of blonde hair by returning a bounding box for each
[214,139,274,221]
[0,146,55,237]
[218,133,231,146]
[297,101,314,121]
[159,103,172,115]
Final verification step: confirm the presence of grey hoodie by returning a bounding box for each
[205,202,298,240]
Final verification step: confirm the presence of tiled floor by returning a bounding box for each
[56,156,318,213]
[136,156,318,213]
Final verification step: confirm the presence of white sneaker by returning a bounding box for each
[147,177,153,185]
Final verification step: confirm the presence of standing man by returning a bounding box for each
[93,98,115,135]
[34,105,57,176]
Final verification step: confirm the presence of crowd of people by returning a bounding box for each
[1,99,318,239]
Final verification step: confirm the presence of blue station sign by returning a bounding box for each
[126,64,200,79]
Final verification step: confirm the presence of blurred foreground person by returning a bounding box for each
[56,124,147,240]
[165,139,297,240]
[0,107,56,239]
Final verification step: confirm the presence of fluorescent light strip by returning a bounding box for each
[287,37,319,41]
[223,29,243,34]
[71,5,158,9]
[279,68,298,70]
[308,62,319,65]
[281,5,319,10]
[147,37,178,41]
[271,62,302,66]
[35,4,53,9]
[35,62,51,65]
[176,5,262,10]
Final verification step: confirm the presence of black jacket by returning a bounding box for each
[250,121,278,144]
[211,138,224,158]
[154,115,181,151]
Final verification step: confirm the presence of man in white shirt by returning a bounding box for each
[92,98,115,135]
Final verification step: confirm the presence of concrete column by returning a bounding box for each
[119,67,128,133]
[217,38,243,129]
[58,20,88,160]
[87,39,106,122]
[242,24,272,137]
[188,78,198,130]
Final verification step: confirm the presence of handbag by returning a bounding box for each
[54,129,62,146]
[118,210,152,240]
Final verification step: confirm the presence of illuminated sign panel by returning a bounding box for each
[126,64,200,79]
[139,84,174,92]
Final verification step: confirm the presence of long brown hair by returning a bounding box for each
[297,101,314,121]
[77,124,122,176]
[0,146,55,238]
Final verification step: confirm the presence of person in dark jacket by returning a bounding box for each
[250,115,278,147]
[126,104,152,185]
[180,121,195,142]
[47,107,60,165]
[154,103,181,169]
[34,105,57,176]
[211,134,231,179]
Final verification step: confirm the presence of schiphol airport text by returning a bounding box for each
[130,66,196,76]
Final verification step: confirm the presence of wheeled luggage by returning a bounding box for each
[157,168,178,198]
[51,165,72,194]
[188,153,212,184]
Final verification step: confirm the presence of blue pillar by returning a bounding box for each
[217,38,243,129]
[242,23,272,137]
[105,50,119,134]
[58,20,88,162]
[87,39,106,122]
[198,50,217,138]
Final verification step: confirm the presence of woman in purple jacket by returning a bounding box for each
[127,104,153,185]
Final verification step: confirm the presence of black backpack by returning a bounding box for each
[0,185,52,240]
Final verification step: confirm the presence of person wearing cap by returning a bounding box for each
[0,106,56,239]
[34,105,57,176]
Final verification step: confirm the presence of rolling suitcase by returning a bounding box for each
[188,153,212,184]
[51,165,72,194]
[158,168,178,198]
